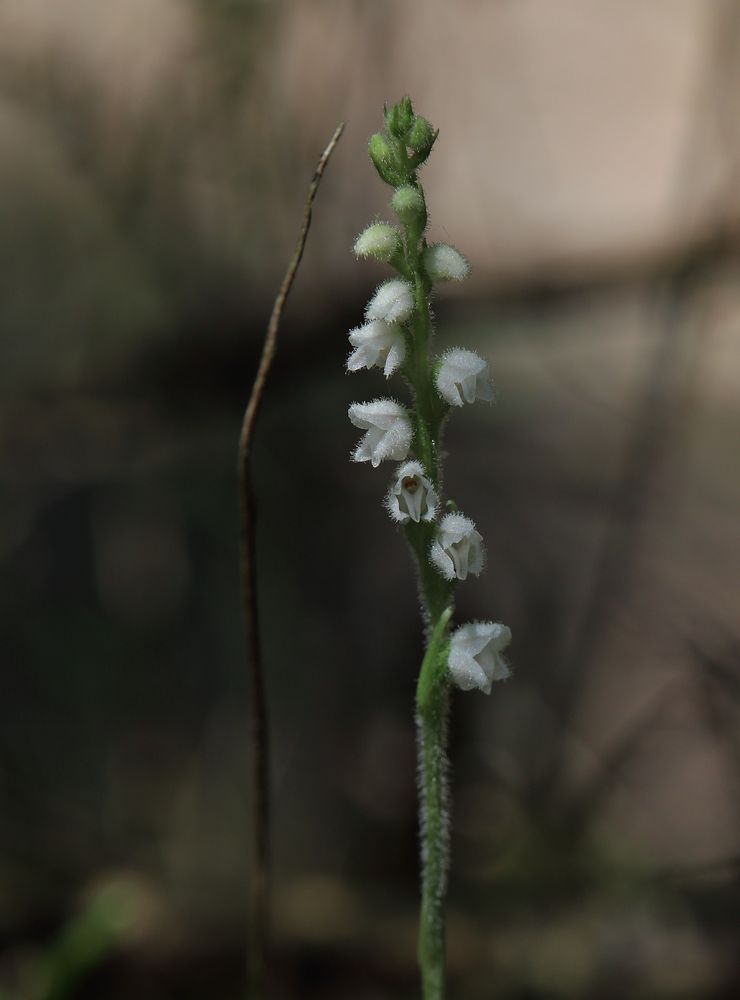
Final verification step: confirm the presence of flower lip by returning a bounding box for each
[448,621,512,694]
[385,460,438,524]
[435,348,494,407]
[365,279,414,324]
[429,511,485,581]
[348,399,413,468]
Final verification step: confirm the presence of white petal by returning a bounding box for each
[430,539,456,580]
[449,652,492,693]
[349,399,405,430]
[423,243,470,282]
[448,620,512,694]
[430,513,485,581]
[435,349,494,407]
[348,400,412,467]
[439,512,477,541]
[347,321,405,376]
[386,460,438,524]
[365,279,414,324]
[383,335,406,377]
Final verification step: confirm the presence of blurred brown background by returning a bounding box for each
[1,2,739,998]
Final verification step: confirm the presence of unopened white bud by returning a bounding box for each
[430,512,485,581]
[347,320,406,378]
[365,279,414,324]
[348,399,412,468]
[353,223,402,263]
[386,460,438,524]
[435,348,494,407]
[448,622,511,694]
[423,243,470,282]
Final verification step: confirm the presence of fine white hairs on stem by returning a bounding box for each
[386,460,438,524]
[423,243,469,282]
[430,512,485,581]
[348,399,413,468]
[435,348,495,407]
[347,320,406,378]
[448,622,512,694]
[354,222,402,262]
[365,278,414,324]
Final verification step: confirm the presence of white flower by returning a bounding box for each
[348,399,413,468]
[448,622,512,694]
[365,279,414,324]
[347,321,406,378]
[353,223,402,262]
[430,512,485,581]
[435,348,494,407]
[386,460,438,523]
[423,243,470,282]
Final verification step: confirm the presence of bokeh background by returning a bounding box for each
[1,1,739,998]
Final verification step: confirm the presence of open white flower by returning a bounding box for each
[386,460,438,523]
[430,512,485,581]
[348,399,412,468]
[434,347,495,406]
[347,320,406,378]
[448,622,512,694]
[435,348,494,407]
[423,243,470,282]
[365,279,414,324]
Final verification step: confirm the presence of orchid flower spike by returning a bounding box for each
[435,348,495,407]
[347,320,406,378]
[386,460,438,524]
[348,399,413,468]
[365,278,414,324]
[430,512,485,581]
[423,243,469,282]
[448,622,512,694]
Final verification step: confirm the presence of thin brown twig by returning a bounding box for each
[238,121,344,999]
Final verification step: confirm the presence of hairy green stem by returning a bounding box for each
[416,607,453,1000]
[395,166,454,997]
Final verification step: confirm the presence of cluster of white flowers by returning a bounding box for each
[346,127,511,694]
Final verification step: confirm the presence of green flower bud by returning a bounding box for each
[368,132,402,186]
[392,185,427,230]
[385,96,414,140]
[408,116,437,164]
[353,222,403,262]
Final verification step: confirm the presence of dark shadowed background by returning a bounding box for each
[1,2,739,998]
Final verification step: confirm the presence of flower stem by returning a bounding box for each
[416,606,453,1000]
[396,170,454,998]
